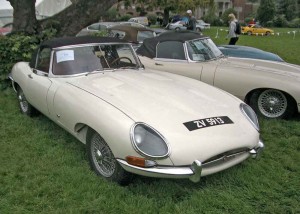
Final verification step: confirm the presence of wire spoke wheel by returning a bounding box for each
[87,130,133,184]
[91,133,116,177]
[18,90,29,113]
[16,87,37,117]
[257,89,287,118]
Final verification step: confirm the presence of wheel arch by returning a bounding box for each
[244,88,298,112]
[10,80,20,93]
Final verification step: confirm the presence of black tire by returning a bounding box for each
[86,130,132,185]
[249,89,296,119]
[17,87,38,117]
[247,31,252,36]
[175,27,180,31]
[266,31,270,36]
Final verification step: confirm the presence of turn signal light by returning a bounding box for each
[126,156,156,168]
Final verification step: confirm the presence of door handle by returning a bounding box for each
[28,74,33,79]
[155,63,163,66]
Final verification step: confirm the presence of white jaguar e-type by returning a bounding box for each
[137,31,300,119]
[9,36,263,184]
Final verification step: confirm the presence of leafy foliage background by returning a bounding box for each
[0,30,56,89]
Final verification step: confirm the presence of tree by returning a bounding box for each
[257,0,276,25]
[277,0,298,21]
[8,0,39,34]
[204,0,218,24]
[6,0,118,36]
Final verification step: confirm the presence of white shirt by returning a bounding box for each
[227,19,238,38]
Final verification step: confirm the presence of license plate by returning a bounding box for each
[183,116,234,131]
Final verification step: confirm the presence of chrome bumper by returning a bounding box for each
[118,139,264,183]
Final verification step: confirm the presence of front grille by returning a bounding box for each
[202,148,250,168]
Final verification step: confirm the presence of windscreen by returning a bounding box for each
[186,38,223,61]
[52,43,139,75]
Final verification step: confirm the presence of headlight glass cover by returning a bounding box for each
[240,103,260,131]
[131,123,170,158]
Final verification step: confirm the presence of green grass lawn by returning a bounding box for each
[1,90,299,213]
[1,29,300,213]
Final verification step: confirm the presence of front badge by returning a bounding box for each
[183,116,233,131]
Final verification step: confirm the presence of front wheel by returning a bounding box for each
[175,27,180,31]
[247,31,252,36]
[87,130,132,185]
[17,87,38,117]
[266,31,271,36]
[249,89,296,119]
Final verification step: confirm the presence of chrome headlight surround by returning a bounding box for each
[130,122,170,159]
[240,103,260,131]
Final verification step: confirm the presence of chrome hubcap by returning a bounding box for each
[91,134,115,177]
[18,92,28,112]
[258,89,287,118]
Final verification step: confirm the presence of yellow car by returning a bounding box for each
[242,24,274,36]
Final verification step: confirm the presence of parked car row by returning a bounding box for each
[8,22,299,184]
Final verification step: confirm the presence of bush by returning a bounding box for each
[288,18,300,28]
[264,20,274,27]
[147,14,157,26]
[273,15,288,27]
[106,8,118,21]
[117,14,132,21]
[0,30,56,89]
[221,8,238,26]
[203,15,223,27]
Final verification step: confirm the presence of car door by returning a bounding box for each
[26,47,52,116]
[150,41,202,80]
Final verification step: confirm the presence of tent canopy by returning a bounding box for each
[0,0,72,27]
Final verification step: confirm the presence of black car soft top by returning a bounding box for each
[40,36,128,49]
[136,31,206,59]
[30,36,128,67]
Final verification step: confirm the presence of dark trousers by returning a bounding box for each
[229,37,239,45]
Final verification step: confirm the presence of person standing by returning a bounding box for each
[227,13,239,45]
[186,10,196,31]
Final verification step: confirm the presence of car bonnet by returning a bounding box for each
[67,69,259,163]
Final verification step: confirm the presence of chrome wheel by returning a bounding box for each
[87,130,132,184]
[257,89,287,118]
[18,90,29,113]
[247,31,252,36]
[16,87,37,117]
[90,133,116,177]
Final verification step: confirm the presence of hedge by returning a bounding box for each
[0,30,56,89]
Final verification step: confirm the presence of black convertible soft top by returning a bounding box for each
[136,31,206,59]
[30,36,128,67]
[40,36,127,49]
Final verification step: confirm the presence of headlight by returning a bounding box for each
[240,103,260,131]
[130,123,170,158]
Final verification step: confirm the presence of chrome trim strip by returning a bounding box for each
[118,140,264,182]
[250,139,264,159]
[240,103,260,131]
[117,159,194,176]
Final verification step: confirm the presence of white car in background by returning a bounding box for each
[137,31,300,119]
[166,20,208,32]
[197,20,210,29]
